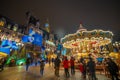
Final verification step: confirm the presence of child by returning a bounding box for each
[79,61,86,80]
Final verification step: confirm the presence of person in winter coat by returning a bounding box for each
[81,60,87,80]
[63,56,70,78]
[34,57,38,66]
[40,60,45,76]
[26,58,31,71]
[54,56,61,77]
[70,56,75,75]
[0,58,6,71]
[87,58,97,80]
[106,58,119,80]
[52,58,55,66]
[79,62,84,74]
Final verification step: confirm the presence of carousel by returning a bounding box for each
[61,24,113,59]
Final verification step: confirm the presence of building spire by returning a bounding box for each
[45,18,50,33]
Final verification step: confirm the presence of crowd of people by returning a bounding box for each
[25,55,119,80]
[0,55,119,80]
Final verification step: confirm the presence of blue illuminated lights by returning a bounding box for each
[22,28,42,47]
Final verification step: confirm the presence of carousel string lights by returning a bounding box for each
[61,24,113,54]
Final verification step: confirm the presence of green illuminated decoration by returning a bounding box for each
[16,58,26,66]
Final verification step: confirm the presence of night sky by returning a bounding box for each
[0,0,119,38]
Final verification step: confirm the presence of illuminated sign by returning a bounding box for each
[22,28,42,47]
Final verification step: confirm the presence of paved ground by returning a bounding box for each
[0,64,111,80]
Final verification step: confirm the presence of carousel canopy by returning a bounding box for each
[61,24,113,49]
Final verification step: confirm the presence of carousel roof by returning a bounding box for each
[76,24,87,32]
[61,24,113,49]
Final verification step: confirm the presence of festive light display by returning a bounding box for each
[0,21,5,27]
[46,40,55,46]
[22,28,42,46]
[0,52,8,57]
[16,58,26,65]
[0,18,6,27]
[61,24,113,54]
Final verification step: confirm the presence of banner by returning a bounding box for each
[32,33,42,46]
[0,47,10,55]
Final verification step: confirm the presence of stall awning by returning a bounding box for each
[0,52,8,57]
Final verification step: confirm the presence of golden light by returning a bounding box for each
[13,34,16,36]
[61,24,113,54]
[0,52,8,57]
[0,21,5,26]
[109,52,119,59]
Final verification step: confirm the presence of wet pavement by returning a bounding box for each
[0,64,111,80]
